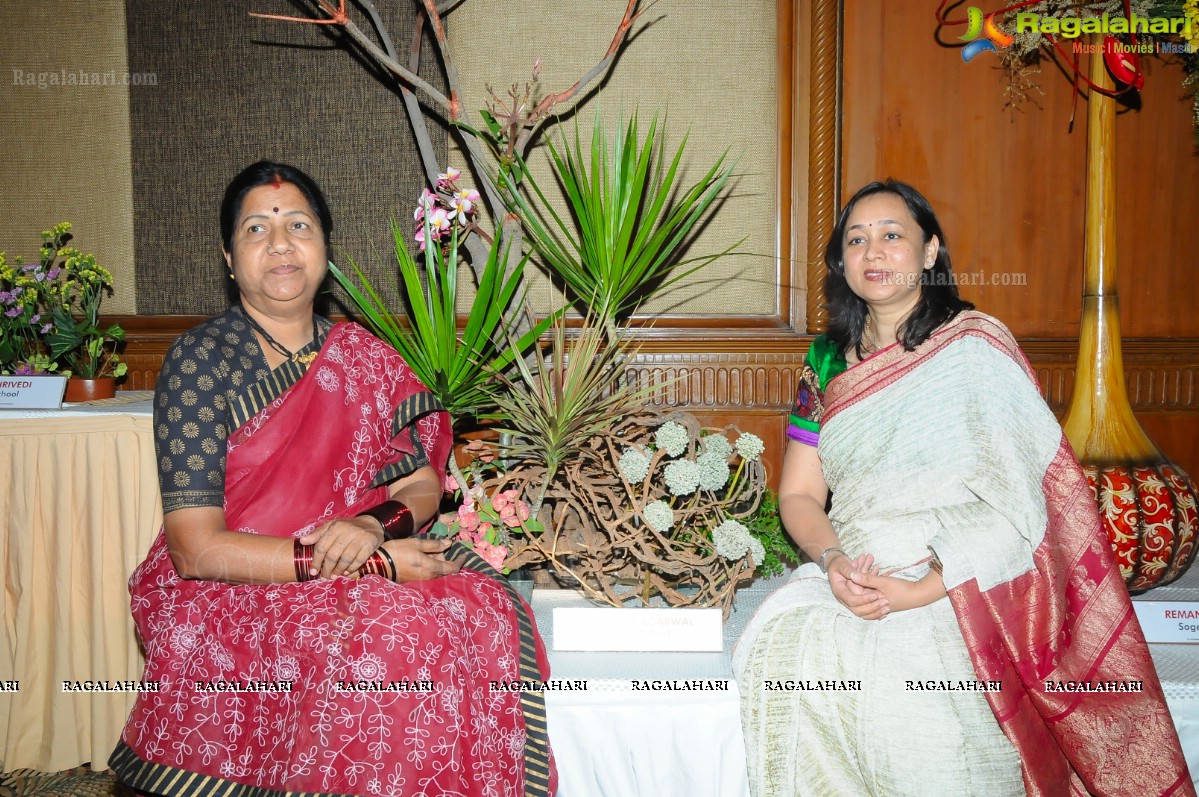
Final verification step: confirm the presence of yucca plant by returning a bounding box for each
[502,110,739,332]
[328,215,555,420]
[489,315,655,513]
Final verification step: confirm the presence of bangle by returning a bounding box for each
[357,500,414,541]
[357,551,388,579]
[817,546,846,574]
[294,540,315,582]
[375,546,397,582]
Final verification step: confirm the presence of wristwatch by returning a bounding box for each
[817,546,846,574]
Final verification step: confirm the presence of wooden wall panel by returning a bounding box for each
[840,1,1199,339]
[112,316,1199,489]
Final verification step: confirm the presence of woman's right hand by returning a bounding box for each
[827,552,890,620]
[382,538,462,582]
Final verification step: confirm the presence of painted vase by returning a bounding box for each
[1061,43,1199,592]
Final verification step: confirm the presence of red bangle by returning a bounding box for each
[294,540,315,582]
[358,500,414,541]
[357,550,395,581]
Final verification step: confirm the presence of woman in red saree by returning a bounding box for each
[110,162,553,797]
[734,180,1191,796]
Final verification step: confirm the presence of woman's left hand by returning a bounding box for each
[846,567,947,615]
[299,518,385,579]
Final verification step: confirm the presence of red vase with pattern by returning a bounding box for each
[1061,43,1199,592]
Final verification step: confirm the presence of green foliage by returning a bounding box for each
[328,217,557,419]
[0,222,125,378]
[488,316,654,493]
[744,488,800,578]
[503,110,739,324]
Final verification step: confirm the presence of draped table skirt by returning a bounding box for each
[0,400,161,771]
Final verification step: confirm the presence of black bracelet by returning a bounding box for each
[357,500,415,541]
[375,545,397,582]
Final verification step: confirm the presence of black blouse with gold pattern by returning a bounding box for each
[153,307,333,514]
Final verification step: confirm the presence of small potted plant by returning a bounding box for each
[0,222,127,399]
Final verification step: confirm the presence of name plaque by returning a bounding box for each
[1132,601,1199,644]
[553,607,723,652]
[0,375,67,409]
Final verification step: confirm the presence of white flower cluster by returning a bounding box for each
[655,421,689,457]
[703,434,733,459]
[735,433,765,462]
[696,451,730,491]
[643,500,674,532]
[664,459,700,496]
[619,446,651,483]
[712,519,765,564]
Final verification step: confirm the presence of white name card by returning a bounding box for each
[1132,601,1199,644]
[0,375,67,409]
[553,607,723,652]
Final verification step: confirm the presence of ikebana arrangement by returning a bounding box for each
[255,0,796,613]
[0,222,127,383]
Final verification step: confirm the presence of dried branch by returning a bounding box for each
[498,410,764,618]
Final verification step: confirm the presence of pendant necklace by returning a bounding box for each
[240,306,320,365]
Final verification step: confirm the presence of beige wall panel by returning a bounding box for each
[446,0,780,317]
[0,1,137,313]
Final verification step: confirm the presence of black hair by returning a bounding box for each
[219,161,333,252]
[823,179,973,360]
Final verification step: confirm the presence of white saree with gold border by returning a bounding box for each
[733,312,1191,797]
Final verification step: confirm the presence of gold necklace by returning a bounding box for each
[862,319,881,353]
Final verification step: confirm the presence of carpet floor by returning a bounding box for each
[0,767,126,796]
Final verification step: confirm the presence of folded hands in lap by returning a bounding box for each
[299,521,462,582]
[828,551,947,619]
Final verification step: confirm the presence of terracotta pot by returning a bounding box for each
[1061,43,1199,591]
[63,376,117,402]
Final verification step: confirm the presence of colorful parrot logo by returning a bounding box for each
[959,6,1015,61]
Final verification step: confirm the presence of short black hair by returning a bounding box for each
[823,179,973,360]
[220,161,333,252]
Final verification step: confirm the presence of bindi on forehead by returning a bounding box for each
[273,207,279,214]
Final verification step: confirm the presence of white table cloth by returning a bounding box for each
[532,564,1199,796]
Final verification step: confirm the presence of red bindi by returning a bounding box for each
[273,207,279,214]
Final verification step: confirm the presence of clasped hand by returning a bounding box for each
[826,553,944,621]
[298,519,460,582]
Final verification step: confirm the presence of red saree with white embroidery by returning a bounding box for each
[111,322,553,797]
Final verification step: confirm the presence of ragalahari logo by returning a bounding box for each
[959,6,1015,62]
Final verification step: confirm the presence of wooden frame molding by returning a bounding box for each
[113,314,1199,415]
[804,0,841,334]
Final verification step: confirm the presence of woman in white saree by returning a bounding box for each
[734,181,1191,797]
